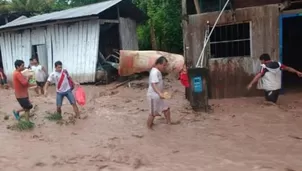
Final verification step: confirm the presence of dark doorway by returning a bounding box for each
[0,49,3,69]
[282,16,302,90]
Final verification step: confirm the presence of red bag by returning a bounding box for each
[179,71,189,88]
[75,86,86,106]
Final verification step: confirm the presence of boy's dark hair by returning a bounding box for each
[54,61,63,67]
[155,56,168,65]
[259,53,271,61]
[14,60,24,69]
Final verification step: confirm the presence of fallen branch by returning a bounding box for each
[111,79,131,90]
[288,135,302,140]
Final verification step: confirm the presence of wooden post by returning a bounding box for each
[182,0,187,56]
[193,0,201,14]
[182,0,190,100]
[117,5,122,50]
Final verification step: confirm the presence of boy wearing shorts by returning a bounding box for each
[44,61,80,119]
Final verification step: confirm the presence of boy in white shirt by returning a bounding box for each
[30,57,47,95]
[44,61,80,119]
[147,56,171,129]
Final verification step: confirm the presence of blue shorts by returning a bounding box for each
[56,90,76,106]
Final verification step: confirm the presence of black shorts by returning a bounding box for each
[17,97,33,110]
[264,89,280,103]
[36,81,45,87]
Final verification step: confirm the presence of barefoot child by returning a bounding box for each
[12,60,36,121]
[147,56,171,129]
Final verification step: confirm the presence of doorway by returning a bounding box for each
[280,14,302,91]
[32,44,48,73]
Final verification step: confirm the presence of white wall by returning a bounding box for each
[0,19,100,83]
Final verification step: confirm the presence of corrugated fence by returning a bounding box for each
[0,19,100,83]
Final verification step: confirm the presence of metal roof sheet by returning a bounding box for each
[0,0,141,30]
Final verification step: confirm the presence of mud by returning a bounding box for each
[0,77,302,171]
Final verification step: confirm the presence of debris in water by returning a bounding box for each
[288,135,302,140]
[132,158,142,169]
[35,162,46,167]
[132,134,144,138]
[172,150,180,153]
[97,165,108,170]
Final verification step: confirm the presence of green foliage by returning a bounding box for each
[9,0,54,14]
[51,0,70,11]
[12,120,35,131]
[134,0,183,53]
[0,0,10,13]
[45,112,63,121]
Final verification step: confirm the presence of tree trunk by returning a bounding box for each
[193,0,201,14]
[150,20,157,50]
[182,0,191,101]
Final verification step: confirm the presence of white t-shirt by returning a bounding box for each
[147,67,164,99]
[31,65,46,82]
[47,70,71,93]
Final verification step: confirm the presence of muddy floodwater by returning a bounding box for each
[0,77,302,171]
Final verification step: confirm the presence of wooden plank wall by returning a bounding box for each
[186,4,280,99]
[119,17,139,50]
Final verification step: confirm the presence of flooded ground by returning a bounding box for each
[0,77,302,171]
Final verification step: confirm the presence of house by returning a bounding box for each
[0,12,32,70]
[0,0,146,83]
[182,0,302,99]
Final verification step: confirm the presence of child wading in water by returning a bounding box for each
[29,57,47,95]
[147,56,171,129]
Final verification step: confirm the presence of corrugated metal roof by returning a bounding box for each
[8,16,28,25]
[0,0,144,30]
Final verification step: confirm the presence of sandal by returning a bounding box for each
[13,110,20,120]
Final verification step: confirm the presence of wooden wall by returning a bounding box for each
[119,17,139,50]
[185,4,280,99]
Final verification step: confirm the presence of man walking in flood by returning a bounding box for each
[44,61,80,119]
[12,60,36,121]
[247,53,302,104]
[147,56,172,129]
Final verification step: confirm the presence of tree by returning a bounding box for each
[0,0,10,14]
[51,0,107,11]
[68,0,107,7]
[134,0,183,53]
[9,0,54,14]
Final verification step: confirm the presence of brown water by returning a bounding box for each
[0,78,302,171]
